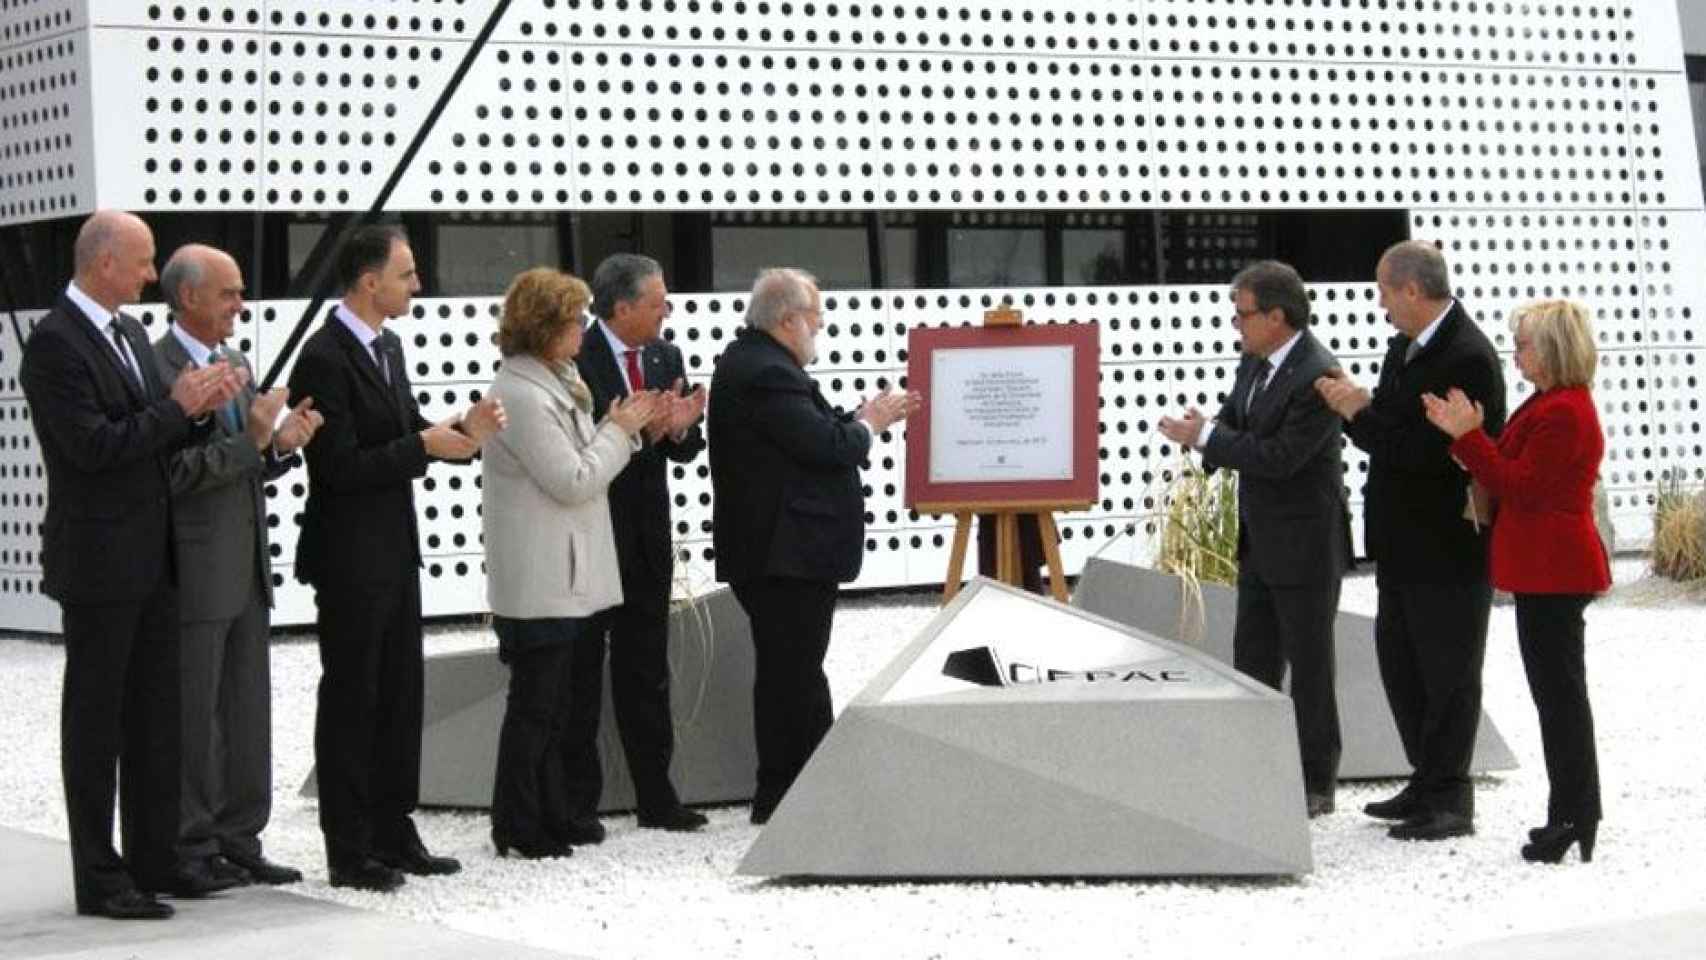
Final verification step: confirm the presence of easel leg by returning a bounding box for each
[1038,512,1068,602]
[997,512,1020,587]
[943,513,973,604]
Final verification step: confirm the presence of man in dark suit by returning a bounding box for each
[708,268,918,824]
[1317,240,1507,841]
[20,211,245,920]
[156,244,323,889]
[1160,260,1352,818]
[577,254,709,835]
[287,225,504,891]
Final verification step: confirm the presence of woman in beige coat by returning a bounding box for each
[481,268,659,859]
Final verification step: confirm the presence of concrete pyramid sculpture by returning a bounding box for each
[738,578,1313,878]
[1070,535,1518,779]
[304,585,757,812]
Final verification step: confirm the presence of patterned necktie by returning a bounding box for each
[624,347,645,392]
[1246,359,1273,416]
[1404,337,1422,365]
[211,348,243,432]
[373,338,390,384]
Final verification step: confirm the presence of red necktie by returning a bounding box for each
[624,348,645,392]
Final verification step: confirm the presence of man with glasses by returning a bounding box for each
[708,268,918,824]
[1160,260,1352,819]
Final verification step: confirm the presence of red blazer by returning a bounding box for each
[1450,386,1611,595]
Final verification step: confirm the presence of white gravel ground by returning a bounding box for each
[2,557,1702,959]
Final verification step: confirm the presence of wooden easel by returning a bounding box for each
[919,305,1085,604]
[920,500,1080,604]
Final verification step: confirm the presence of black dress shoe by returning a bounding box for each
[637,805,708,832]
[78,889,174,920]
[1363,788,1423,821]
[1306,793,1336,818]
[1388,810,1475,841]
[328,857,406,892]
[143,861,246,898]
[553,817,606,846]
[494,834,574,860]
[372,843,462,877]
[222,850,303,886]
[206,855,252,887]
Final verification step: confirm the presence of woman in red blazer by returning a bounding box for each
[1423,299,1610,866]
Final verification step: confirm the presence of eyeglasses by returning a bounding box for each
[1231,307,1267,326]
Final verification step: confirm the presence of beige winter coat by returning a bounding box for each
[481,352,637,618]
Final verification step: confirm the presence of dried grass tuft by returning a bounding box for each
[1650,470,1706,583]
[1152,458,1240,643]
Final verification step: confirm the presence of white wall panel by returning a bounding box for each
[2,0,1703,628]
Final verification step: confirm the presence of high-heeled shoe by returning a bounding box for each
[1526,823,1553,843]
[1521,821,1597,864]
[493,835,574,860]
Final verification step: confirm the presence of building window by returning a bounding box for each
[436,213,561,297]
[946,211,1047,288]
[708,211,872,292]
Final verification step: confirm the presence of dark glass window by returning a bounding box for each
[1689,56,1706,204]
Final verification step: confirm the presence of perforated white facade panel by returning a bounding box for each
[2,0,1702,628]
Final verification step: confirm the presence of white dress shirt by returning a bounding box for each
[65,281,143,384]
[1199,328,1303,449]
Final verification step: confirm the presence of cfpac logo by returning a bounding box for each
[943,646,1191,687]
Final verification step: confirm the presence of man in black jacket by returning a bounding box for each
[1317,240,1506,841]
[21,210,245,919]
[1161,260,1352,819]
[287,225,504,891]
[708,268,917,824]
[576,254,708,834]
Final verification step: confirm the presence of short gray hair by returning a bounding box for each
[1380,240,1453,300]
[744,268,818,332]
[159,247,209,311]
[590,253,663,320]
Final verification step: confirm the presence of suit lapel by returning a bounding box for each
[329,319,400,426]
[64,296,146,404]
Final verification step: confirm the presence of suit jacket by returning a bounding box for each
[154,333,297,622]
[708,327,870,585]
[482,353,636,619]
[286,316,431,588]
[1345,300,1507,584]
[20,294,197,605]
[1450,386,1610,595]
[1202,328,1353,586]
[576,322,705,597]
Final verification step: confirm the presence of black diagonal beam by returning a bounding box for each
[260,0,514,390]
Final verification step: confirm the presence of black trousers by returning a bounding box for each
[589,585,682,816]
[313,576,424,866]
[732,577,838,811]
[1233,576,1343,797]
[178,585,272,864]
[490,617,605,844]
[1514,593,1602,825]
[1374,578,1492,817]
[60,586,182,906]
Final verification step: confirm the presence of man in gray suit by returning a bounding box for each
[155,244,322,886]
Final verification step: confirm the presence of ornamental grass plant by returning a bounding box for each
[1152,459,1240,643]
[1650,468,1706,583]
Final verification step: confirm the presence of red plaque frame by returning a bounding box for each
[904,322,1100,511]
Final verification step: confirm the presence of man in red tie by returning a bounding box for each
[572,254,708,837]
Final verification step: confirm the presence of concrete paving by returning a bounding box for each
[0,826,580,960]
[1402,909,1706,959]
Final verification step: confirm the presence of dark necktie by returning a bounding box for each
[106,319,142,391]
[624,347,645,392]
[1404,338,1422,365]
[1246,359,1272,416]
[372,338,391,385]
